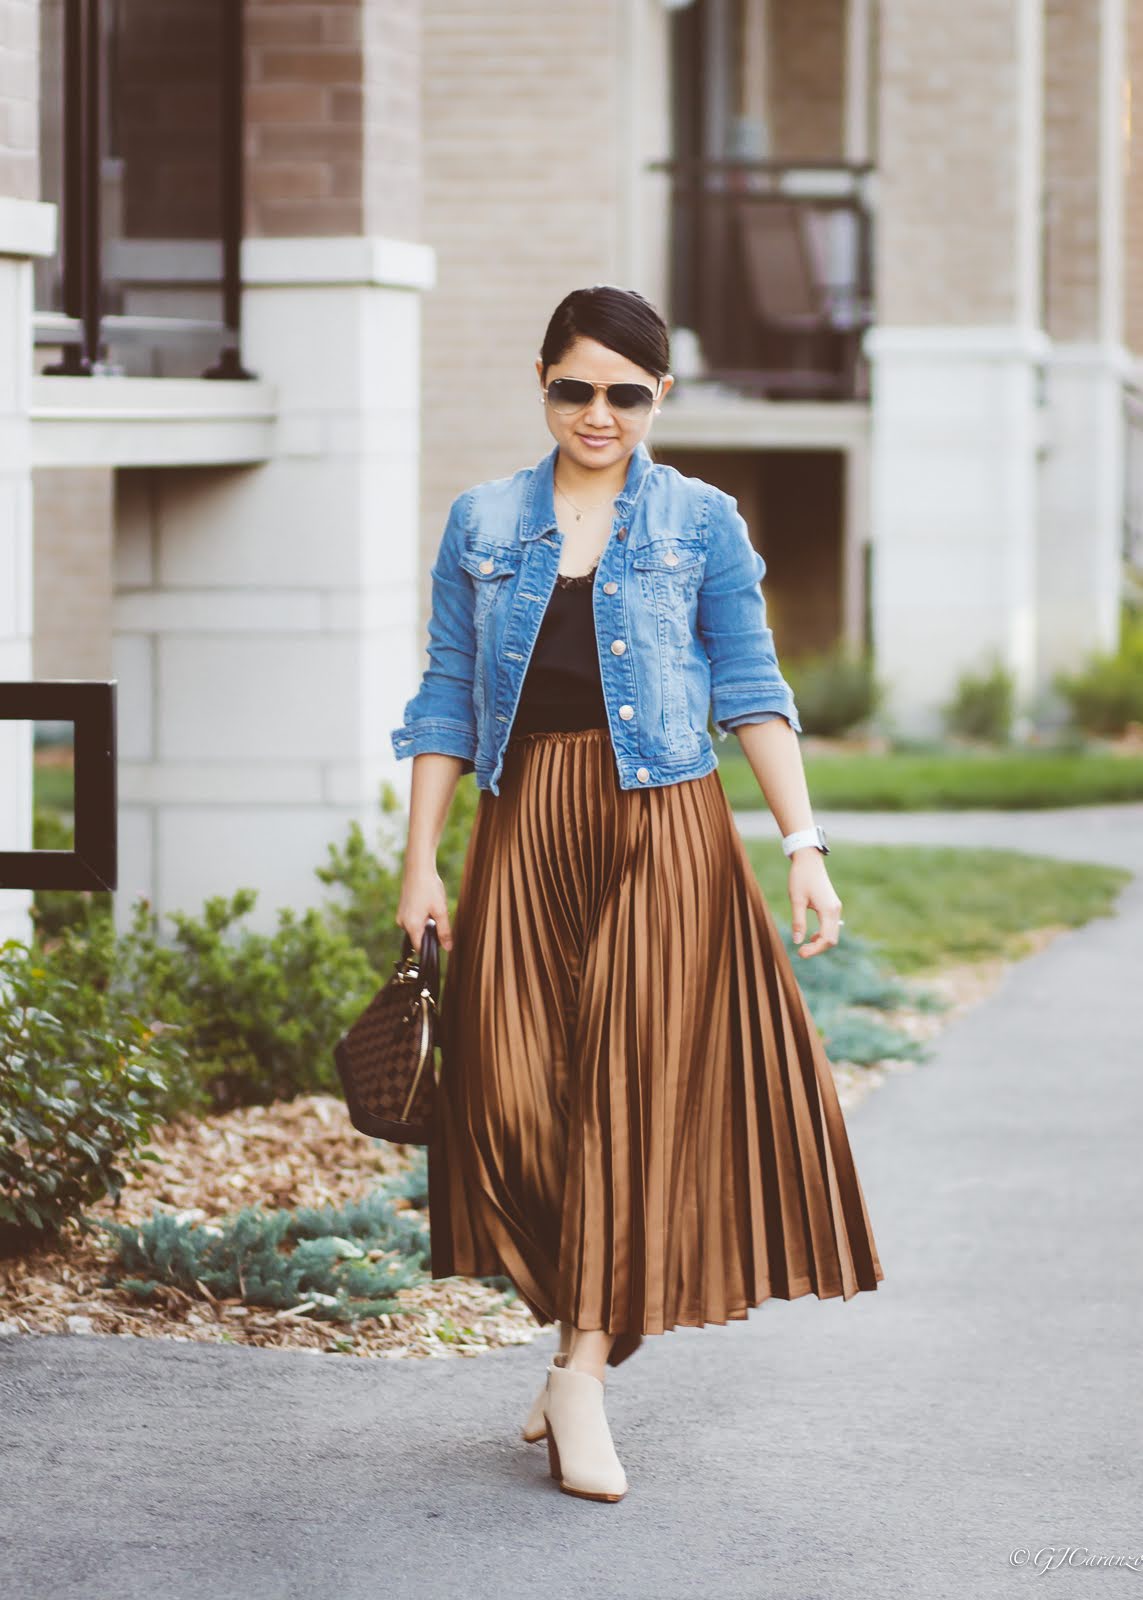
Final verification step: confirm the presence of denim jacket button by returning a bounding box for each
[663,552,679,566]
[603,581,618,594]
[479,558,494,573]
[618,704,634,720]
[610,639,626,655]
[636,766,650,782]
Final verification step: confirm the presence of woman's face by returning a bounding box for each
[535,335,674,474]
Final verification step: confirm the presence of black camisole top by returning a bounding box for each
[509,559,610,738]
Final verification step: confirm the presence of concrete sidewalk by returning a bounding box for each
[1,815,1139,1600]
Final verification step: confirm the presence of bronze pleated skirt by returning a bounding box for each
[428,727,884,1367]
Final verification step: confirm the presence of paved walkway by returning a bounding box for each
[737,799,1143,873]
[1,810,1140,1600]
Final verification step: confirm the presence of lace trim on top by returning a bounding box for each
[554,559,600,590]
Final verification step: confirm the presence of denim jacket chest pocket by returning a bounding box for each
[630,536,707,633]
[458,539,522,626]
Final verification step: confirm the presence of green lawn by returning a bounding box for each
[33,764,75,813]
[744,840,1130,976]
[717,743,1143,811]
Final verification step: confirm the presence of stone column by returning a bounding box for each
[866,0,1045,736]
[1038,0,1128,683]
[0,0,57,946]
[113,0,435,935]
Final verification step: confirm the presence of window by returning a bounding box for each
[34,0,251,380]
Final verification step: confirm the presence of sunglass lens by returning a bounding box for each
[607,384,655,412]
[546,378,595,412]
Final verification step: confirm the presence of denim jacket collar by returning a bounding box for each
[519,440,655,542]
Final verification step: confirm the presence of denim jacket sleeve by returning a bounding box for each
[698,486,802,735]
[389,490,478,772]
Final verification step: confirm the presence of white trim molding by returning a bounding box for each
[0,197,58,260]
[30,376,279,468]
[240,235,437,292]
[864,324,1052,363]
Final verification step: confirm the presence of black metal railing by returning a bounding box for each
[646,158,876,402]
[35,0,251,380]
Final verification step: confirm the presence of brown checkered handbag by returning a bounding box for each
[333,917,441,1144]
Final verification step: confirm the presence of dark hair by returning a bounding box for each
[539,284,670,382]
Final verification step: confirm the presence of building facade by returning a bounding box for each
[1,0,1141,946]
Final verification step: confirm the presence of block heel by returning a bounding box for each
[540,1351,628,1503]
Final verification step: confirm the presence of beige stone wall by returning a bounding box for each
[876,0,1038,325]
[245,0,420,239]
[769,0,846,161]
[1043,0,1102,342]
[31,467,115,679]
[1126,0,1143,354]
[420,0,623,554]
[0,0,38,201]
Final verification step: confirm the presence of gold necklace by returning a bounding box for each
[555,479,618,524]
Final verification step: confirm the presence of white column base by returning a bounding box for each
[1038,343,1127,685]
[865,325,1048,738]
[113,237,434,937]
[0,199,55,946]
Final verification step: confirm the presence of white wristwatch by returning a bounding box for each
[781,825,830,857]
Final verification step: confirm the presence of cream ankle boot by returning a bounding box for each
[541,1351,628,1502]
[521,1381,549,1442]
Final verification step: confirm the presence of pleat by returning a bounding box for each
[428,728,884,1367]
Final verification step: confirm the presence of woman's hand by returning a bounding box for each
[788,850,843,959]
[396,864,454,953]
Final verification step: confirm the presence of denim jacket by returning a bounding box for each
[390,440,801,796]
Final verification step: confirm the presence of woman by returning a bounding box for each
[391,285,884,1504]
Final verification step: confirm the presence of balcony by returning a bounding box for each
[648,158,875,404]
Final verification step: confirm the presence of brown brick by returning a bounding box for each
[245,83,329,124]
[329,84,365,122]
[254,124,362,161]
[256,198,363,234]
[247,161,332,201]
[258,49,362,85]
[245,9,325,49]
[322,11,363,45]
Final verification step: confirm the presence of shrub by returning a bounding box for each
[316,774,480,976]
[1053,611,1143,736]
[99,1185,433,1323]
[0,935,188,1255]
[106,891,381,1116]
[941,658,1015,743]
[783,646,882,738]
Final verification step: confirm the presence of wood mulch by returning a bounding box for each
[0,935,1062,1360]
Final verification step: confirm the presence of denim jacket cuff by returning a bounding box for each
[712,686,802,738]
[391,718,478,769]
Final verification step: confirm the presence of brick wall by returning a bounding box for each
[769,0,845,161]
[876,0,1038,326]
[245,0,419,239]
[420,0,623,558]
[0,0,38,201]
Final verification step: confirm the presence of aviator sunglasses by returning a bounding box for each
[541,376,661,416]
